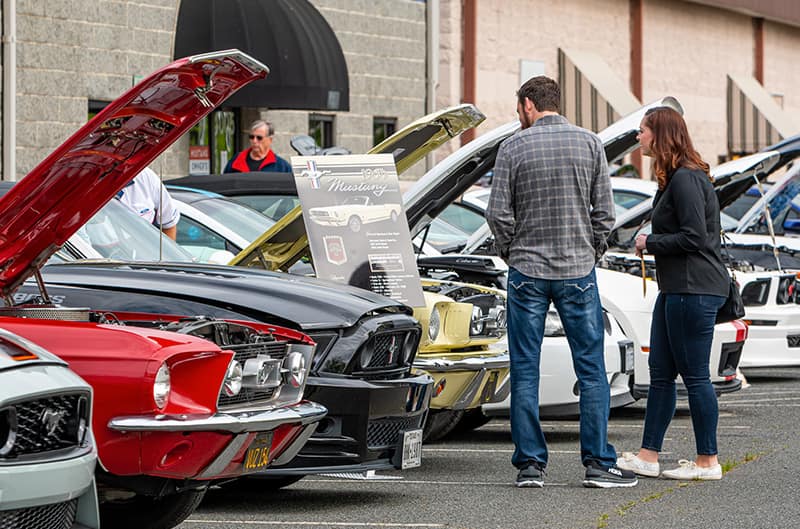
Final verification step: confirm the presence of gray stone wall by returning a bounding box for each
[2,0,428,180]
[12,0,179,180]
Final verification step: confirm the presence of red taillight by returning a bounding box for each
[731,319,749,342]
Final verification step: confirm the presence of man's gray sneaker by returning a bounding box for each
[515,461,545,488]
[582,461,638,488]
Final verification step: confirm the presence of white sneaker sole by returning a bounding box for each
[582,478,639,488]
[619,466,660,478]
[661,472,722,481]
[515,479,544,488]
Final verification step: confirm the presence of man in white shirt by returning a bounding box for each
[116,167,180,240]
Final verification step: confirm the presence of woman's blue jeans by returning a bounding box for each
[642,292,725,456]
[507,267,616,469]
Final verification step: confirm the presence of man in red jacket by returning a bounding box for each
[224,120,291,173]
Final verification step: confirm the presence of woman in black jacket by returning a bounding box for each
[617,107,729,481]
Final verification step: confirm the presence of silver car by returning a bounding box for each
[0,326,99,529]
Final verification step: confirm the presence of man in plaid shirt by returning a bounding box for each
[486,76,636,489]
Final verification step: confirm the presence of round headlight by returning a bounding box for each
[470,305,485,335]
[495,307,507,329]
[428,307,441,341]
[0,406,17,457]
[284,352,306,388]
[224,360,243,397]
[153,363,171,410]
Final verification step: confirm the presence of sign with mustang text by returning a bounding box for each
[292,154,425,307]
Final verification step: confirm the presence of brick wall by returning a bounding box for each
[263,0,428,180]
[5,0,428,180]
[13,0,179,180]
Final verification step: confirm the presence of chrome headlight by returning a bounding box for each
[489,305,507,330]
[282,352,306,388]
[153,362,171,409]
[470,305,486,335]
[544,310,565,337]
[428,307,441,341]
[223,359,243,397]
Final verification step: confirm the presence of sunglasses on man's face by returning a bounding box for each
[249,134,267,141]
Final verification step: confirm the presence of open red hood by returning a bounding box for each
[0,50,267,297]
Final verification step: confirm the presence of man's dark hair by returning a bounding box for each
[517,76,560,113]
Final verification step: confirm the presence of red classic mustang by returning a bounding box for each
[0,50,326,529]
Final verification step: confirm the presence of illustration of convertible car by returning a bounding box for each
[0,50,328,529]
[309,195,402,232]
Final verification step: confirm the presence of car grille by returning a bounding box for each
[0,499,77,529]
[366,414,424,449]
[2,393,87,458]
[364,332,408,369]
[217,340,289,408]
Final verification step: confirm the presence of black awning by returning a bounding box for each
[174,0,349,111]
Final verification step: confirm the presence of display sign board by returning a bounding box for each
[292,154,425,307]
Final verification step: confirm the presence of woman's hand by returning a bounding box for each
[634,233,648,257]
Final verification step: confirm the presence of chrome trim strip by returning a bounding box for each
[414,352,510,372]
[108,401,327,433]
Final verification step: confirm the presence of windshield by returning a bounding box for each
[342,195,370,206]
[233,195,301,221]
[190,197,275,243]
[74,199,194,261]
[740,166,800,236]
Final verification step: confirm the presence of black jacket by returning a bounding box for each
[646,167,729,296]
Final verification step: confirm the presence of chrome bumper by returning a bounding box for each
[414,352,510,372]
[108,401,327,433]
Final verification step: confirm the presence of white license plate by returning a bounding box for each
[401,429,422,469]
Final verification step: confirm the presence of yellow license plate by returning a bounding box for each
[243,432,273,472]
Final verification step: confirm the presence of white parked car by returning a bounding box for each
[405,97,746,418]
[609,150,800,368]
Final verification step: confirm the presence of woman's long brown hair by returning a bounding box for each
[643,107,710,189]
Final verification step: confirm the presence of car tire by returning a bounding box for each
[100,489,206,529]
[348,215,362,232]
[453,408,492,433]
[422,409,465,442]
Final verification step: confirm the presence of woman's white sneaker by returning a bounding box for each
[661,460,722,480]
[615,452,660,477]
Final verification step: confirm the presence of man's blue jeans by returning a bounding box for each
[507,267,616,469]
[642,292,725,456]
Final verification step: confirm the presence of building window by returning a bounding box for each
[373,117,397,146]
[309,114,335,148]
[188,109,239,174]
[88,100,110,121]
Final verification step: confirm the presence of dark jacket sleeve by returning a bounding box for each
[223,157,235,174]
[646,169,706,255]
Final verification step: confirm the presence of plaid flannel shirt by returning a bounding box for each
[486,114,615,279]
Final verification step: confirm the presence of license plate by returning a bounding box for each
[618,340,635,374]
[242,431,273,472]
[401,429,422,469]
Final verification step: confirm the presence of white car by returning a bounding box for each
[609,151,800,368]
[405,96,746,418]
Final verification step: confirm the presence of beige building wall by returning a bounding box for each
[642,0,753,164]
[763,20,800,127]
[437,0,800,172]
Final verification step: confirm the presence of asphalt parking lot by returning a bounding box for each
[180,366,799,529]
